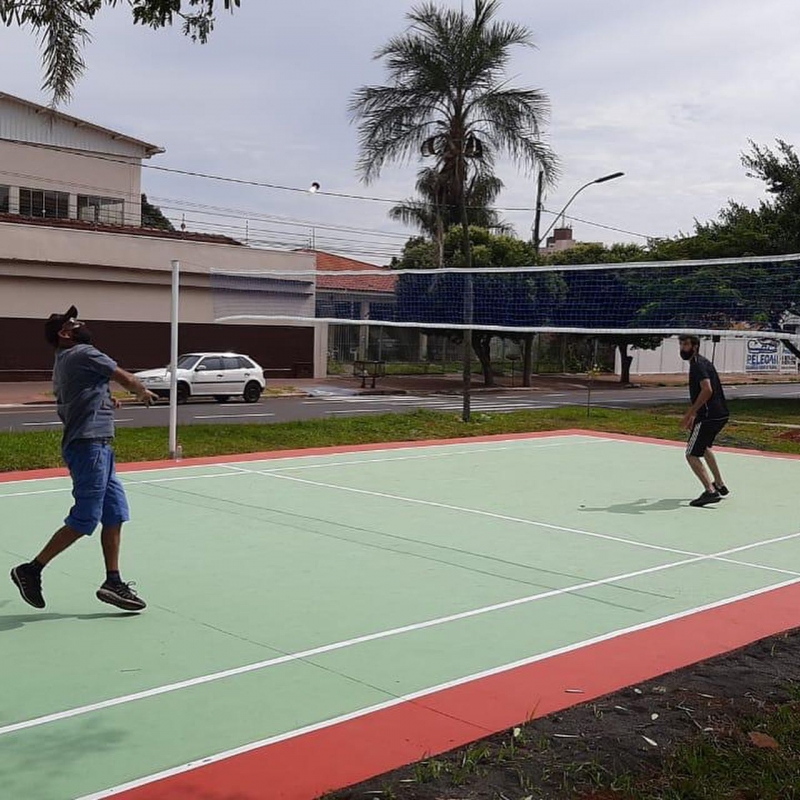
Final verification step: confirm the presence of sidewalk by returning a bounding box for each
[0,379,319,406]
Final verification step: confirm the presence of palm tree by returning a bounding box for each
[350,0,557,418]
[389,166,511,266]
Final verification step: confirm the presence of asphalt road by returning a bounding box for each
[0,383,796,432]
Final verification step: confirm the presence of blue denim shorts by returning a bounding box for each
[63,440,130,535]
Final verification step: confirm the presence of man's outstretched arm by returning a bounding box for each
[112,368,158,406]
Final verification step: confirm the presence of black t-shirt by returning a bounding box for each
[689,355,728,421]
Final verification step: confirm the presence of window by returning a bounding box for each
[237,357,256,369]
[177,354,201,370]
[77,195,125,226]
[19,187,69,219]
[222,357,241,370]
[198,357,223,371]
[0,186,9,214]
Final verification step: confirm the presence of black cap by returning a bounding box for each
[44,305,79,347]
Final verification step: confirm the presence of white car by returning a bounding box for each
[135,353,266,404]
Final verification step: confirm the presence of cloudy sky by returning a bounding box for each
[1,0,798,262]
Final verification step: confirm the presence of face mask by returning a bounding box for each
[679,349,693,361]
[71,326,93,345]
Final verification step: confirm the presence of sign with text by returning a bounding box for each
[745,339,780,372]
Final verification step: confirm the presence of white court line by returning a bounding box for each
[0,436,600,498]
[616,436,800,462]
[246,468,800,578]
[193,413,275,420]
[22,417,134,428]
[74,575,800,800]
[248,440,597,474]
[0,433,593,487]
[4,534,799,741]
[22,419,134,427]
[0,471,248,499]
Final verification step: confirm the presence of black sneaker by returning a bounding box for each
[714,483,730,497]
[10,563,45,609]
[96,580,146,612]
[690,490,722,508]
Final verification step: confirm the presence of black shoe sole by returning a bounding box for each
[689,496,722,507]
[10,568,45,609]
[96,588,146,612]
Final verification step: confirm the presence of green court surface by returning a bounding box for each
[1,432,799,800]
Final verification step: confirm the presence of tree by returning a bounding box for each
[544,242,664,384]
[0,0,241,104]
[350,0,557,416]
[392,227,565,384]
[652,140,800,260]
[645,141,800,359]
[141,194,174,231]
[389,167,510,267]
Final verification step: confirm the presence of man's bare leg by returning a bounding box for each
[704,448,724,488]
[687,454,714,492]
[11,525,83,608]
[96,523,146,611]
[35,525,83,566]
[101,524,121,574]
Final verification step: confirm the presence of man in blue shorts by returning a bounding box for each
[10,306,157,611]
[679,335,730,508]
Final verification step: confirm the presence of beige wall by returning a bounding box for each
[0,219,316,276]
[0,220,327,377]
[0,140,142,226]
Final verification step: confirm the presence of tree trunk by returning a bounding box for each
[618,342,633,385]
[472,332,494,386]
[522,333,534,387]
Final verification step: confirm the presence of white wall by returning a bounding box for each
[616,336,799,375]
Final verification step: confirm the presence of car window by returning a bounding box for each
[177,355,200,369]
[222,357,240,370]
[198,357,223,371]
[237,357,256,369]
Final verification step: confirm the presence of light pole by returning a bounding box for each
[535,171,624,251]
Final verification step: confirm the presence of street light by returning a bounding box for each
[534,171,624,251]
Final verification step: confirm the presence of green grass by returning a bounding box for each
[1,399,798,473]
[343,690,800,800]
[603,691,800,800]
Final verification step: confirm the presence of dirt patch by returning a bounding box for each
[778,429,800,442]
[326,630,800,799]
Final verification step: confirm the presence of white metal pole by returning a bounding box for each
[169,259,180,459]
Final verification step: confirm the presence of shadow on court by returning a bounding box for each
[579,498,689,515]
[0,609,139,632]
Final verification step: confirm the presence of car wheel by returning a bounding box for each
[176,382,190,405]
[213,395,231,403]
[243,381,262,403]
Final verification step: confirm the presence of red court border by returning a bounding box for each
[110,581,800,800]
[3,430,799,799]
[2,428,799,485]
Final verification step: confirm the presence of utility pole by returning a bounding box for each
[532,169,544,254]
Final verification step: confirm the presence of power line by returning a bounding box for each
[3,138,649,240]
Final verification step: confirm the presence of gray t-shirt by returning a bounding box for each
[53,344,118,446]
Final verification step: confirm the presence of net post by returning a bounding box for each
[168,259,180,460]
[462,273,473,422]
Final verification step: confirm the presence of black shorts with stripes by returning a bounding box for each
[686,418,728,458]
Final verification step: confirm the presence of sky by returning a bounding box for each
[1,0,798,263]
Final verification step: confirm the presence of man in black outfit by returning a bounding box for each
[679,335,730,507]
